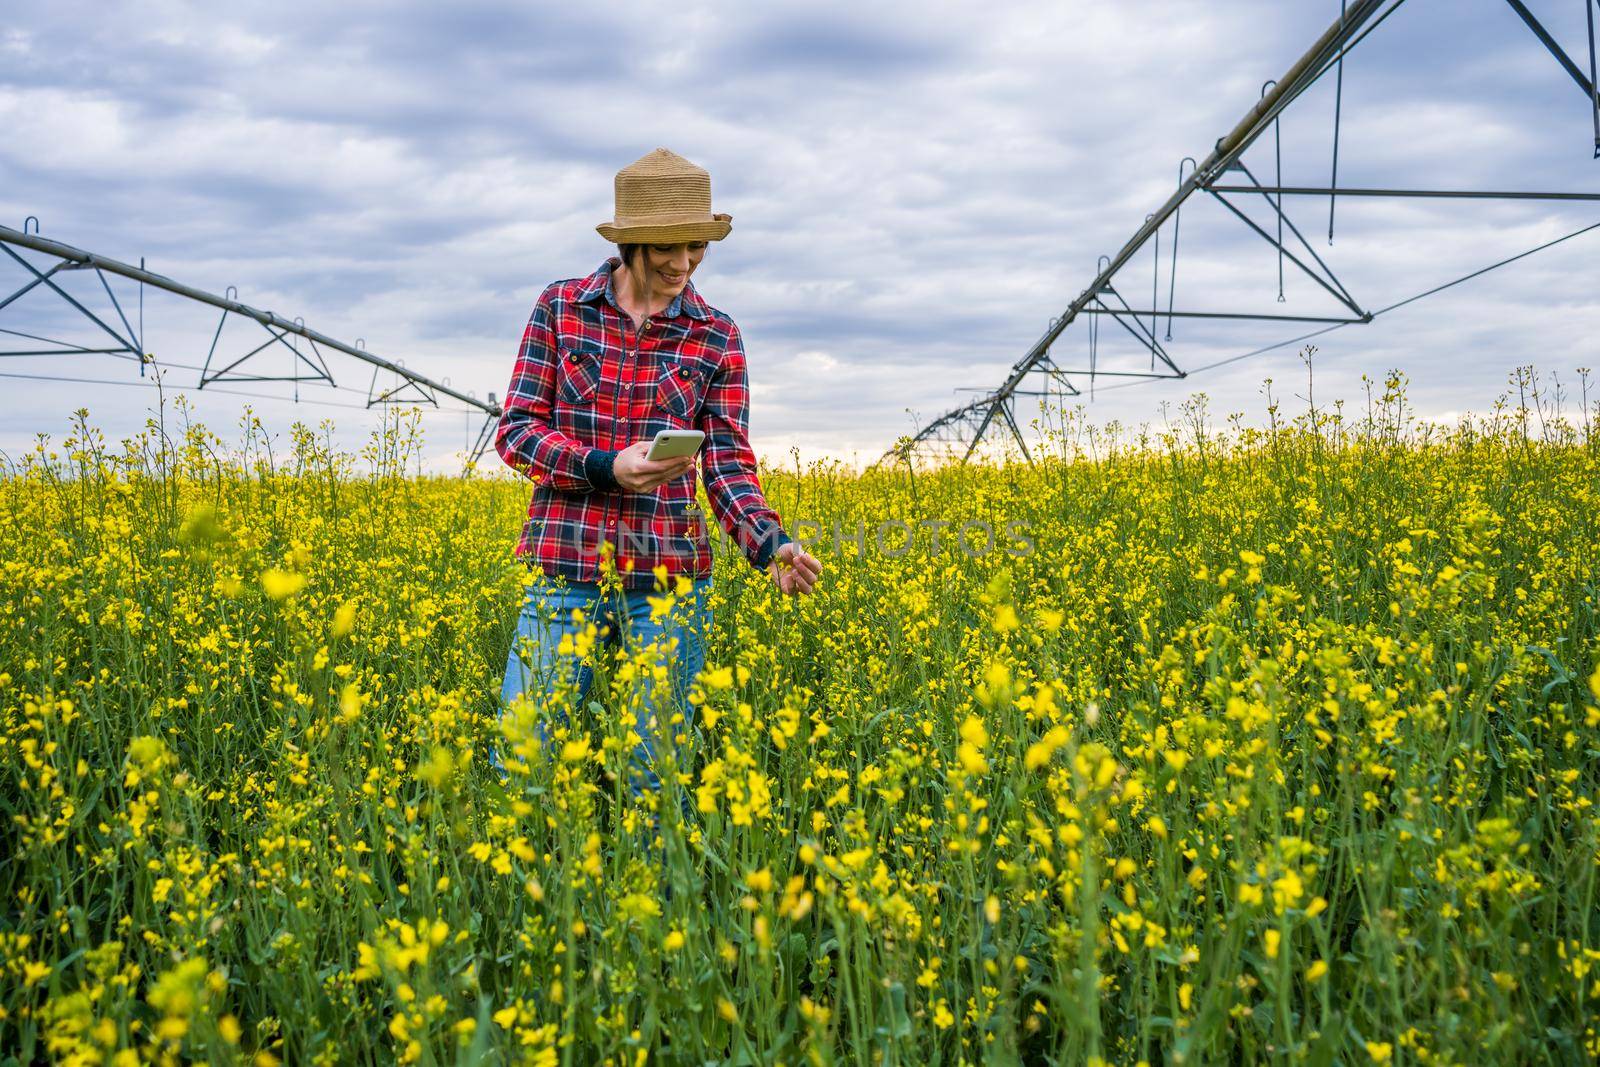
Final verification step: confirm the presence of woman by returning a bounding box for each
[491,147,822,791]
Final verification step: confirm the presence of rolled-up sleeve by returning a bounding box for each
[698,322,793,570]
[494,285,605,493]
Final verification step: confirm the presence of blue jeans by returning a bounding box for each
[492,574,714,794]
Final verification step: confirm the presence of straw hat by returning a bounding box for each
[596,147,733,244]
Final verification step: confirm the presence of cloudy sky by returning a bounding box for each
[2,0,1596,471]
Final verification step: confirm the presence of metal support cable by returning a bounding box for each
[1166,158,1196,341]
[1588,0,1599,156]
[1088,297,1099,398]
[0,368,486,415]
[1091,254,1111,395]
[1149,215,1160,362]
[1091,219,1600,388]
[1262,80,1287,302]
[2,325,106,347]
[973,219,1600,419]
[1368,219,1600,315]
[1276,110,1285,300]
[2,340,472,417]
[1330,0,1347,241]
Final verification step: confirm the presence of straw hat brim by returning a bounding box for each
[596,213,732,243]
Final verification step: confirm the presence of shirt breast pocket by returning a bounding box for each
[655,360,706,424]
[556,346,602,405]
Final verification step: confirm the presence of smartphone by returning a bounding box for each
[646,429,705,462]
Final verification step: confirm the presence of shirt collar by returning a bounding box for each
[576,256,710,322]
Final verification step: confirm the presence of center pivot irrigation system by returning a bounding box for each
[887,0,1600,465]
[0,223,505,468]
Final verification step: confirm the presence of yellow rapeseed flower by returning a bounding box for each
[261,568,306,601]
[331,600,358,638]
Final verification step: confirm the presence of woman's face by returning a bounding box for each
[633,242,707,303]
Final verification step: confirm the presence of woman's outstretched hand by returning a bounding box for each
[768,540,821,596]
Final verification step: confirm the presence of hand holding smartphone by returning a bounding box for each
[645,429,705,462]
[613,432,703,493]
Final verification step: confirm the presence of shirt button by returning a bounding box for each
[678,367,689,379]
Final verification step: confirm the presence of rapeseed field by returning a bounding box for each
[2,376,1598,1065]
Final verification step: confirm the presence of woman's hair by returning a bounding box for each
[616,241,708,269]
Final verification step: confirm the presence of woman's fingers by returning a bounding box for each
[774,555,819,595]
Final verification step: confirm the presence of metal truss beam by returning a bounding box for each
[0,244,141,360]
[1209,185,1600,201]
[367,360,439,408]
[1208,191,1367,318]
[0,224,495,416]
[464,410,499,476]
[200,319,335,389]
[1503,0,1597,101]
[1078,308,1363,324]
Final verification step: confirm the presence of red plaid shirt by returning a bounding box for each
[495,257,792,590]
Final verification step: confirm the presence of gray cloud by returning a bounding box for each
[0,0,1596,473]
